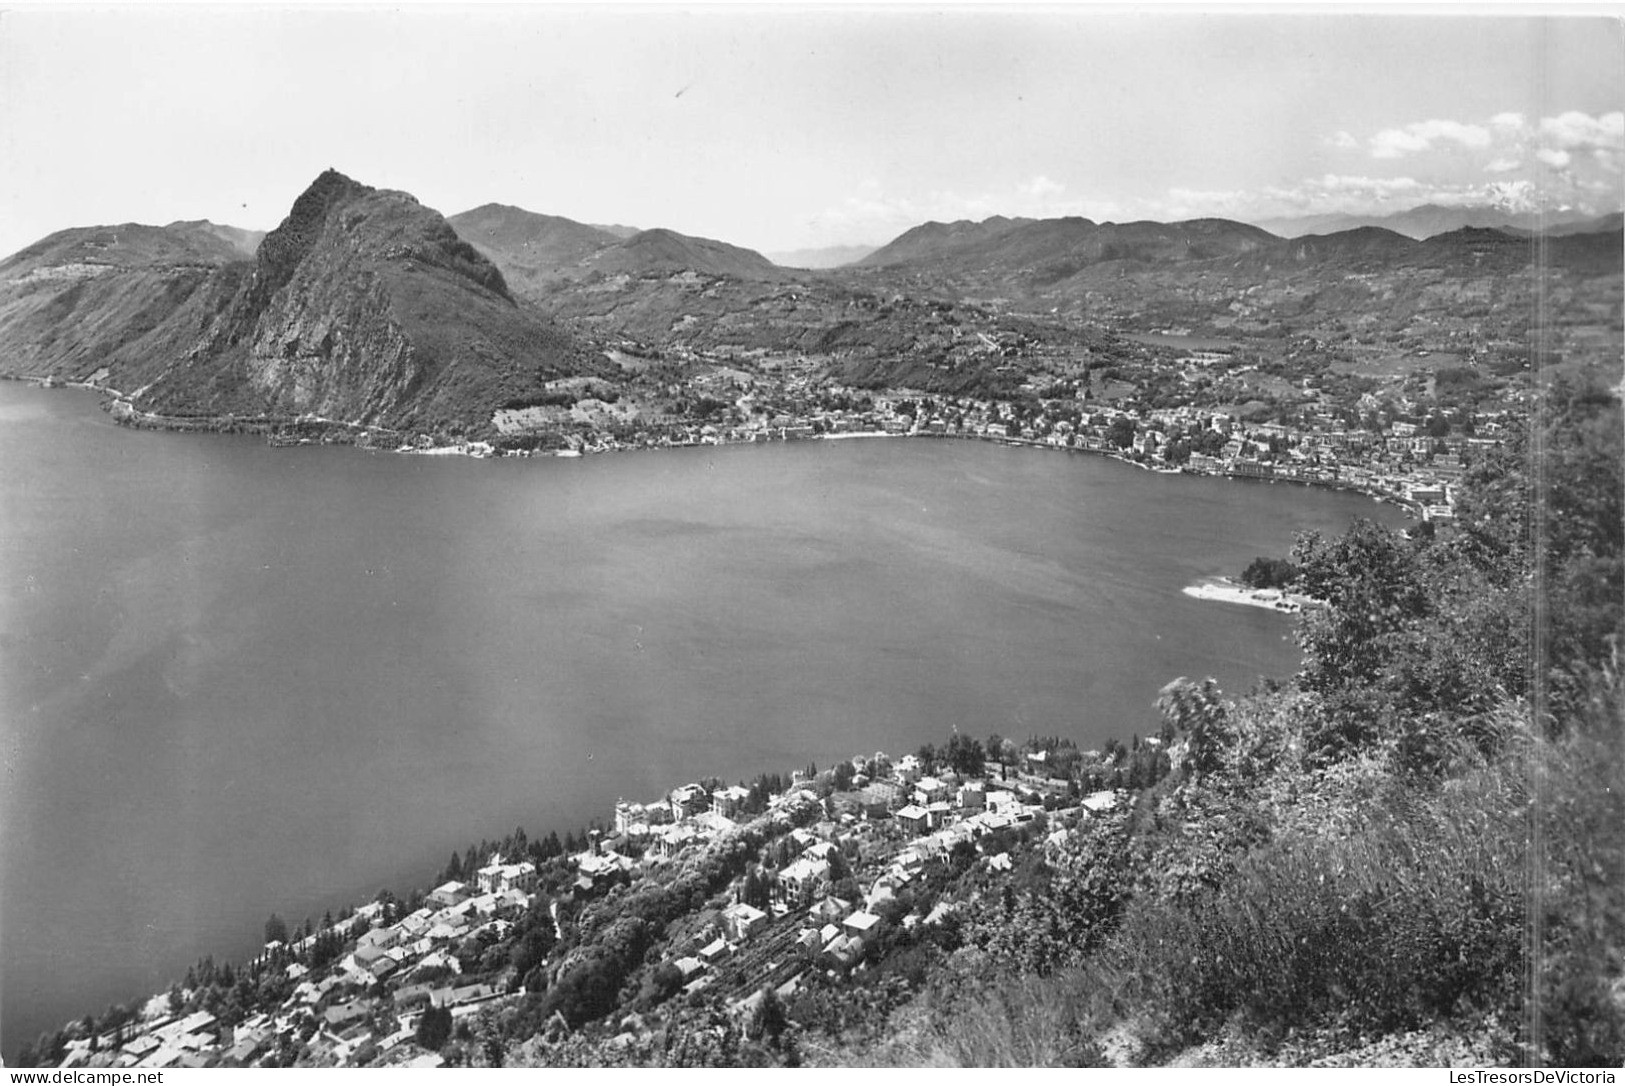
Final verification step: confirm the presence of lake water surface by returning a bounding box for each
[0,380,1402,1054]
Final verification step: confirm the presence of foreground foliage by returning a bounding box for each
[761,377,1617,1068]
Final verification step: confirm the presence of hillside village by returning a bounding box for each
[31,733,1166,1069]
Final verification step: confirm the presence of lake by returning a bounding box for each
[0,380,1402,1054]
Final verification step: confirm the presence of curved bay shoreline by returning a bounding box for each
[2,374,1429,522]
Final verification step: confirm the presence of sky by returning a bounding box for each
[1,6,1622,258]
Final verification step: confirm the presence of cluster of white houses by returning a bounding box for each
[52,746,1124,1069]
[630,755,1121,994]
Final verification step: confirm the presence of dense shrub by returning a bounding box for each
[1117,767,1528,1048]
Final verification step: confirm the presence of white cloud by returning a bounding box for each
[1535,111,1624,178]
[1539,110,1625,151]
[1147,173,1567,224]
[1368,129,1430,159]
[1312,174,1424,197]
[1020,175,1065,199]
[1369,119,1491,159]
[815,109,1624,243]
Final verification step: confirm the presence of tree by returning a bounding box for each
[747,986,789,1046]
[479,1019,506,1068]
[742,866,772,911]
[1157,677,1232,780]
[415,1004,453,1051]
[946,732,986,777]
[827,846,851,885]
[1240,556,1297,590]
[264,913,289,946]
[1293,519,1431,695]
[915,744,938,776]
[510,921,556,979]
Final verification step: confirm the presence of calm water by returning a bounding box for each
[0,381,1401,1053]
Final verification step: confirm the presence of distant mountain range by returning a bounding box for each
[447,204,784,296]
[578,226,783,282]
[1251,203,1623,241]
[2,176,1618,436]
[856,215,1036,268]
[168,220,266,258]
[4,219,259,270]
[445,204,626,293]
[857,215,1279,278]
[763,244,880,269]
[1233,223,1623,279]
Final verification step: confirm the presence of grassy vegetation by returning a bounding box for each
[812,376,1623,1067]
[406,374,1614,1070]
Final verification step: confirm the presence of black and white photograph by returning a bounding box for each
[1,4,1621,1071]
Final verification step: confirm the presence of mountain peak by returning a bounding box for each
[250,170,377,303]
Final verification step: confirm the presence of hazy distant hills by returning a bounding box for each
[853,211,1621,286]
[857,216,1037,267]
[0,170,596,433]
[1252,203,1621,240]
[2,220,252,271]
[1499,211,1624,237]
[168,220,265,258]
[1221,223,1621,280]
[447,204,784,297]
[764,243,879,269]
[1404,225,1622,277]
[1259,225,1420,268]
[447,203,624,292]
[1245,224,1508,269]
[858,215,1279,281]
[581,226,784,281]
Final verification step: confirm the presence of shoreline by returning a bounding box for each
[8,374,1423,518]
[4,374,1398,1066]
[1182,576,1316,614]
[15,732,1123,1067]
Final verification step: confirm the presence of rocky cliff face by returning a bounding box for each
[0,170,599,435]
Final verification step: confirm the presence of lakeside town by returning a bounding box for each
[68,339,1513,526]
[27,731,1168,1069]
